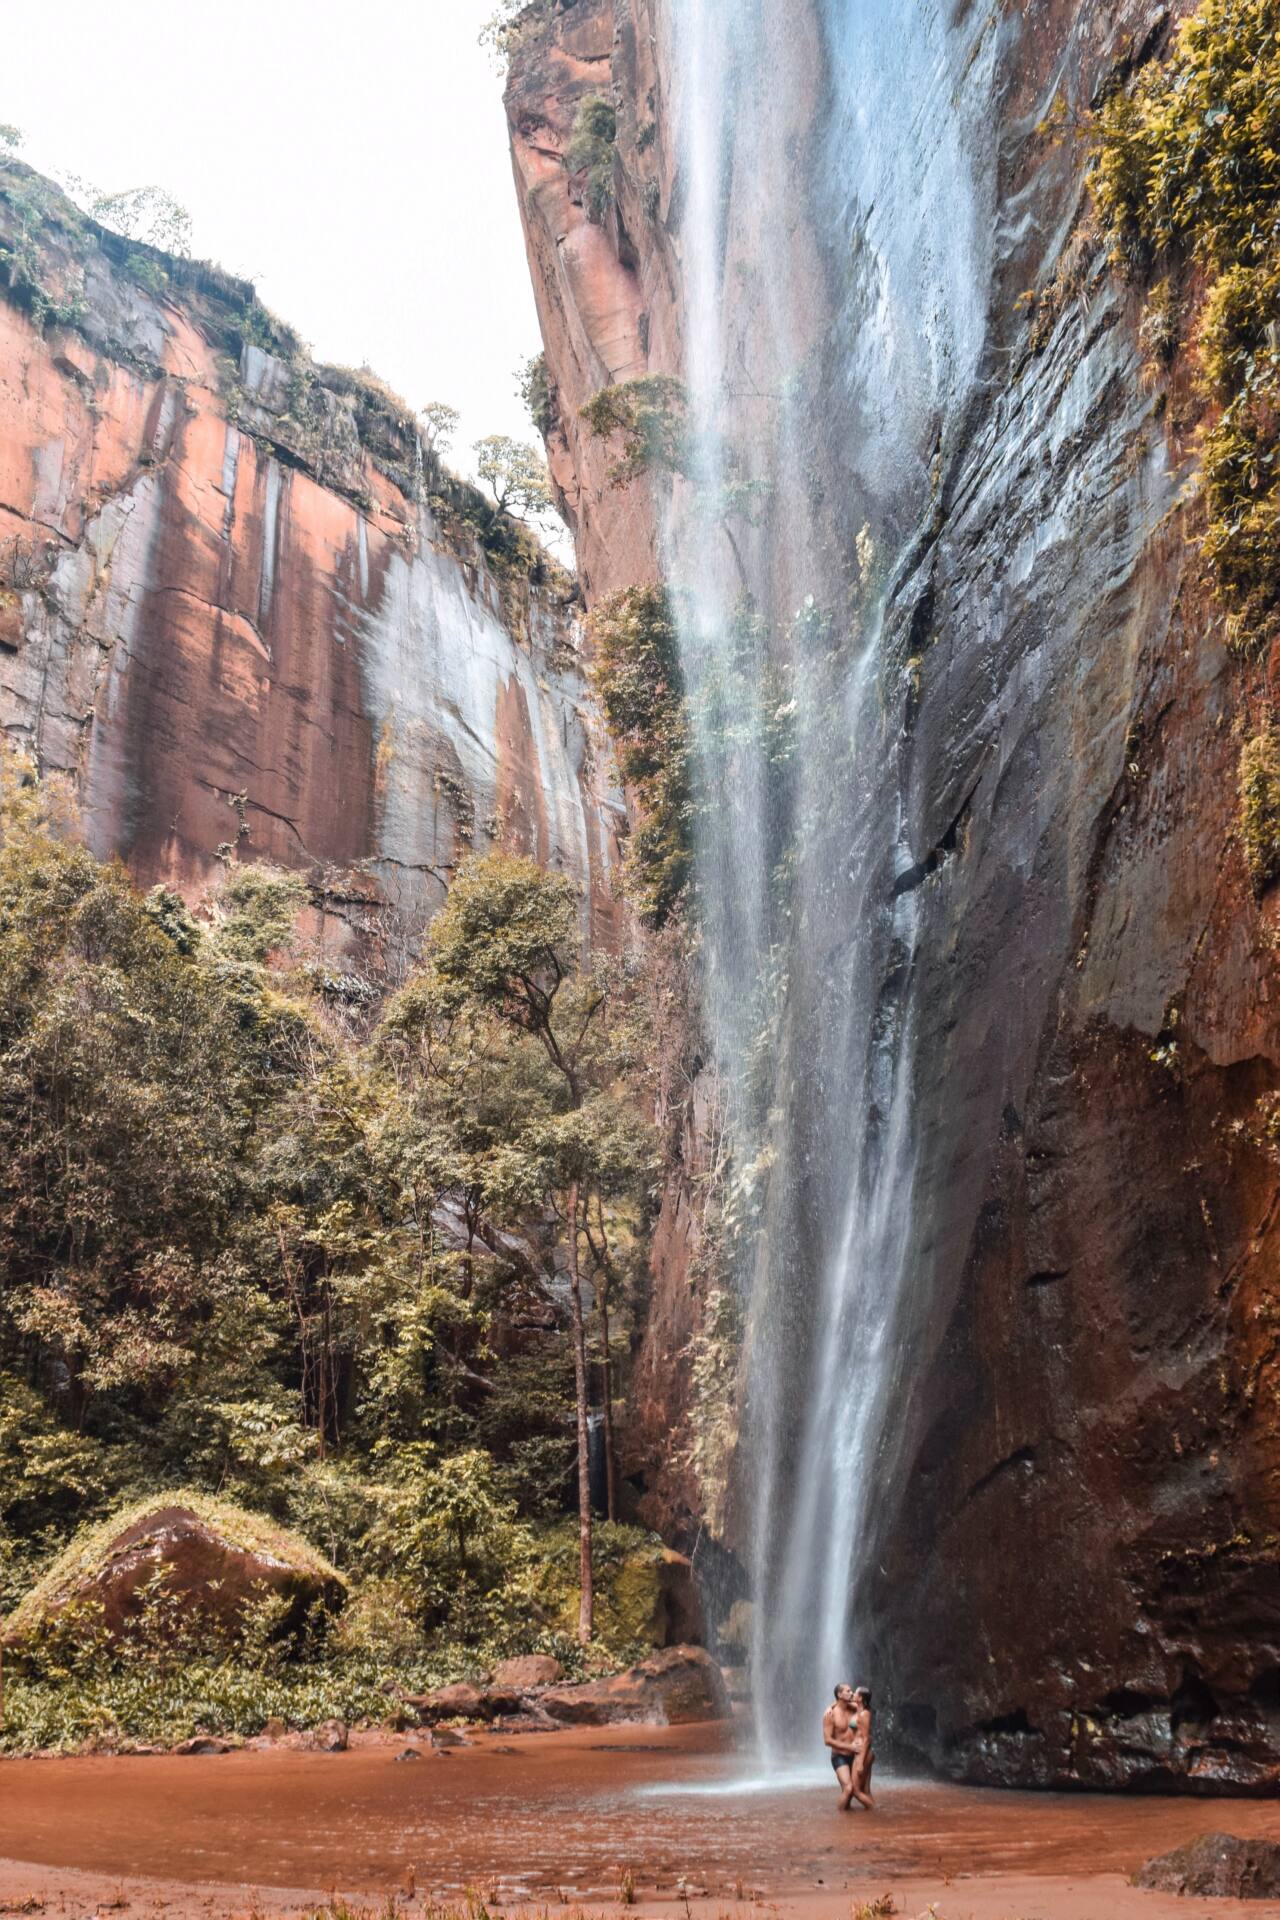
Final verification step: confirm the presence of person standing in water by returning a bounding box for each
[850,1686,876,1809]
[822,1683,864,1811]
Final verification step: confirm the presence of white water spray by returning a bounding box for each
[661,0,997,1758]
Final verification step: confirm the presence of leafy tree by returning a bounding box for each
[566,95,617,223]
[90,186,192,256]
[588,586,693,927]
[419,401,460,458]
[417,854,655,1639]
[474,433,554,521]
[518,353,556,439]
[579,376,688,487]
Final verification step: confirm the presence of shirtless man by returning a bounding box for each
[822,1683,865,1811]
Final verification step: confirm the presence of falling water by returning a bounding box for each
[660,0,998,1756]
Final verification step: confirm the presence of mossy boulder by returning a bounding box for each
[549,1531,704,1649]
[4,1493,345,1661]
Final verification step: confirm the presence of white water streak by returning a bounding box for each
[662,0,994,1758]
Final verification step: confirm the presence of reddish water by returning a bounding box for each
[2,1724,1279,1908]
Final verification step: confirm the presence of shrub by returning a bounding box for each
[567,95,618,223]
[1091,0,1280,649]
[588,587,693,927]
[579,376,689,488]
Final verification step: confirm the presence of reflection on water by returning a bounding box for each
[1,1729,1278,1897]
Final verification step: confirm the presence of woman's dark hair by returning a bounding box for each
[854,1687,872,1707]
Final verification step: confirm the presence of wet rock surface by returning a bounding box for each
[538,1647,730,1727]
[406,1646,728,1730]
[507,0,1280,1790]
[1135,1832,1280,1899]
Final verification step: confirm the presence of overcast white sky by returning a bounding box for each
[4,0,542,487]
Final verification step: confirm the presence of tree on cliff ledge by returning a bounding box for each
[420,853,653,1641]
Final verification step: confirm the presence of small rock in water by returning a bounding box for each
[1134,1832,1280,1899]
[395,1746,423,1762]
[173,1735,230,1756]
[300,1718,348,1752]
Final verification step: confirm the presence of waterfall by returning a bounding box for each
[661,0,997,1758]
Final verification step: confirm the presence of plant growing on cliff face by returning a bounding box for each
[90,185,192,257]
[1091,0,1280,652]
[420,401,460,458]
[518,352,557,440]
[579,376,689,488]
[1239,722,1280,889]
[567,94,618,223]
[474,433,554,522]
[479,0,552,68]
[588,586,693,928]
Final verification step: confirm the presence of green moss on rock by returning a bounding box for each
[1240,724,1280,889]
[1091,0,1280,651]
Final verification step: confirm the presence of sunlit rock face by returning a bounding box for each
[0,170,625,957]
[509,0,1280,1790]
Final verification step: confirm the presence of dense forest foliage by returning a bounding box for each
[0,753,669,1745]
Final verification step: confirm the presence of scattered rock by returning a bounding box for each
[172,1735,231,1756]
[395,1746,424,1762]
[408,1683,520,1725]
[1134,1833,1280,1899]
[540,1646,730,1727]
[299,1718,348,1752]
[492,1654,564,1688]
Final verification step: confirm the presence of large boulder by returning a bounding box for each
[540,1645,730,1726]
[554,1542,706,1649]
[1134,1834,1280,1900]
[492,1654,564,1688]
[4,1496,345,1657]
[407,1682,522,1724]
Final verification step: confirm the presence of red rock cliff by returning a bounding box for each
[507,0,1280,1792]
[0,162,625,955]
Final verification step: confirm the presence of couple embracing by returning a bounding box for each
[822,1682,875,1811]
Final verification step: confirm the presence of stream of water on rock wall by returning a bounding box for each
[662,0,995,1760]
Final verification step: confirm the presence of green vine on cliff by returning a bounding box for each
[567,95,618,224]
[1091,0,1280,656]
[579,376,689,488]
[587,586,693,928]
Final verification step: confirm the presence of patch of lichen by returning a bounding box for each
[1239,722,1280,889]
[587,586,693,928]
[1091,0,1280,653]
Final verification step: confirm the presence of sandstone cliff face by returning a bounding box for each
[508,0,1280,1790]
[0,164,625,955]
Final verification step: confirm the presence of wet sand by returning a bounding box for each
[2,1724,1279,1918]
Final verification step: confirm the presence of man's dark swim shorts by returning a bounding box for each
[829,1746,854,1773]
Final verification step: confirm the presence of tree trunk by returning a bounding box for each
[600,1277,617,1523]
[566,1180,593,1644]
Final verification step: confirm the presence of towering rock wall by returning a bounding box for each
[507,0,1280,1790]
[0,162,625,956]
